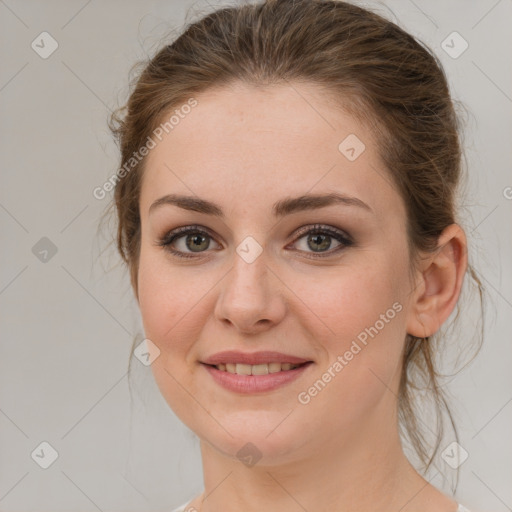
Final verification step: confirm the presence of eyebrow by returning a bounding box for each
[148,192,373,218]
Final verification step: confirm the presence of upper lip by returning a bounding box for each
[201,350,312,366]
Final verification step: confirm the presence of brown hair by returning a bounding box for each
[105,0,484,481]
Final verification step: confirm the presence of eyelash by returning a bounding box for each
[156,223,354,260]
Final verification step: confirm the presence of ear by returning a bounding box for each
[406,224,468,338]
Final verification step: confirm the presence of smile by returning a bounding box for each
[211,362,304,375]
[201,361,313,393]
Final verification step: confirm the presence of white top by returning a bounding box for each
[171,500,471,511]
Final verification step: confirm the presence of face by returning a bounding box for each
[137,81,417,465]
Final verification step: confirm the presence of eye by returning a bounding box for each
[156,223,353,260]
[287,224,353,258]
[156,225,220,259]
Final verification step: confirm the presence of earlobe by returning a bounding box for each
[406,224,468,338]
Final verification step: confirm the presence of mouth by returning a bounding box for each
[203,361,308,375]
[200,359,314,394]
[200,351,314,393]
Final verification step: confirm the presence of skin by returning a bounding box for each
[135,81,467,512]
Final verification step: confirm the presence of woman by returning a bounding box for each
[107,0,482,510]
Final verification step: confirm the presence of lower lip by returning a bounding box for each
[202,362,313,393]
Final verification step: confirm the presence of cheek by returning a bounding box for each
[137,248,217,358]
[137,249,191,352]
[136,250,212,419]
[289,256,407,414]
[287,255,406,347]
[137,258,171,345]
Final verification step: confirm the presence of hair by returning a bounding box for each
[104,0,484,486]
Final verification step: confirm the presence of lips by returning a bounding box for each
[200,351,314,391]
[202,357,313,393]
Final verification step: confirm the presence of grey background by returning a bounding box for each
[0,1,511,511]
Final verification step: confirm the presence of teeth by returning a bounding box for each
[236,363,252,375]
[268,362,282,373]
[216,362,302,375]
[252,364,269,375]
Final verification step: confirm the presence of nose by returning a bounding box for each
[214,246,286,335]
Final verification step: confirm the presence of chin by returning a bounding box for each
[192,410,311,467]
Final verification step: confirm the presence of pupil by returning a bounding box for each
[188,234,209,252]
[309,234,330,251]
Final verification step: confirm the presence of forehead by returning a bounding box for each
[140,81,403,222]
